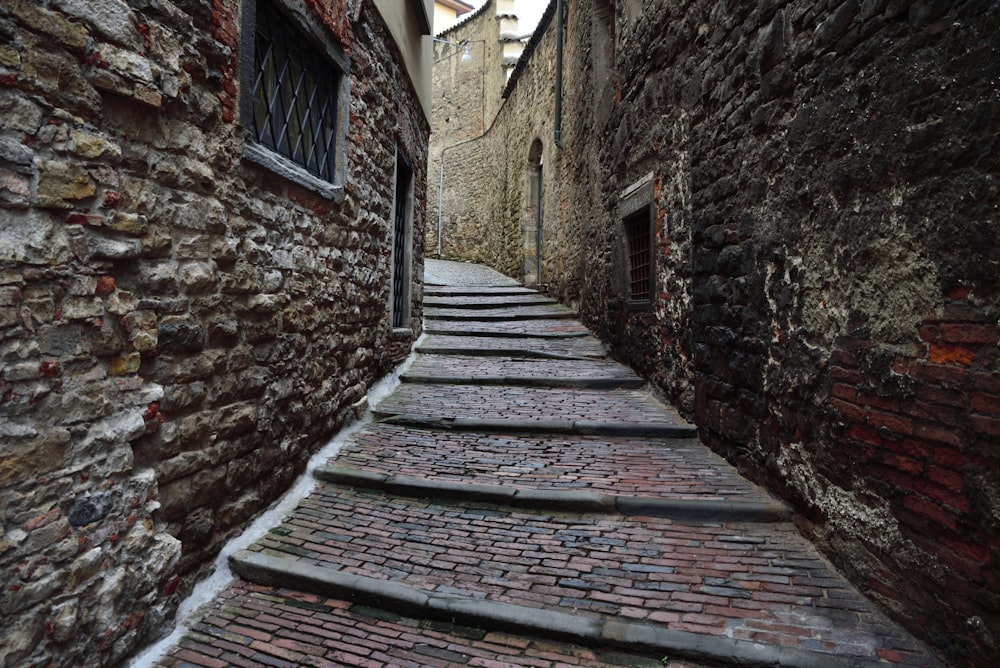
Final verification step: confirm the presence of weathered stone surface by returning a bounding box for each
[435,2,1000,666]
[0,0,427,665]
[67,493,114,527]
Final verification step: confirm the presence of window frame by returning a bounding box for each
[239,0,350,201]
[618,172,655,310]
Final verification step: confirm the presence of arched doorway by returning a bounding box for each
[525,139,544,286]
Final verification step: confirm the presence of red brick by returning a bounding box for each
[915,384,967,408]
[970,414,1000,437]
[831,398,865,422]
[914,362,966,387]
[913,423,962,447]
[969,393,1000,415]
[929,344,976,366]
[927,465,963,492]
[866,409,913,436]
[902,495,959,532]
[831,382,857,401]
[966,370,1000,394]
[940,323,999,345]
[915,479,971,513]
[831,366,861,384]
[831,349,858,368]
[847,423,882,444]
[917,324,940,343]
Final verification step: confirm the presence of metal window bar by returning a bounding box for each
[626,211,651,301]
[252,0,339,181]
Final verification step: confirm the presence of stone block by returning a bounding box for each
[36,160,96,209]
[10,0,89,50]
[157,316,205,352]
[0,431,70,487]
[108,352,141,375]
[84,231,143,260]
[1,570,65,615]
[0,90,44,134]
[70,130,122,161]
[51,0,138,48]
[123,310,157,352]
[60,297,104,320]
[0,168,30,207]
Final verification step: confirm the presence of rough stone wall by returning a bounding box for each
[461,0,1000,665]
[0,0,428,665]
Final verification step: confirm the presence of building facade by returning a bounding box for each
[434,1,1000,665]
[0,0,431,665]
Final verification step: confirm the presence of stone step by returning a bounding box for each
[425,286,537,297]
[425,296,559,308]
[426,319,592,336]
[426,308,577,321]
[313,466,793,522]
[230,484,936,668]
[333,423,767,502]
[372,383,693,429]
[372,414,699,438]
[401,353,642,388]
[162,581,703,667]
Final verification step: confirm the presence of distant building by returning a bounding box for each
[434,0,475,34]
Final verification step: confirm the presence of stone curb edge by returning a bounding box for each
[415,347,604,361]
[400,374,645,390]
[230,550,886,668]
[424,299,559,309]
[423,328,593,339]
[427,312,577,322]
[372,414,698,438]
[313,466,793,522]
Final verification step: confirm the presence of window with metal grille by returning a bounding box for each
[624,208,652,302]
[251,0,339,180]
[240,0,348,199]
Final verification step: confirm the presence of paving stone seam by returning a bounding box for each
[372,415,698,438]
[230,550,890,668]
[422,329,594,339]
[424,300,560,309]
[427,313,577,322]
[312,466,793,522]
[400,374,645,390]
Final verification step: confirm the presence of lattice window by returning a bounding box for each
[250,0,341,182]
[624,208,652,302]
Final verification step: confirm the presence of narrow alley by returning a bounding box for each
[153,261,941,668]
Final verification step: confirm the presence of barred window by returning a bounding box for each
[241,0,349,199]
[624,208,652,302]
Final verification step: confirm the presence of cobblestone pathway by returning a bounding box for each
[156,271,943,667]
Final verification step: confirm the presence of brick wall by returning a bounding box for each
[459,0,1000,665]
[0,0,428,665]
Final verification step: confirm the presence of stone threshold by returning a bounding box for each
[426,311,576,321]
[415,346,605,360]
[399,373,645,390]
[230,550,887,668]
[313,466,793,522]
[424,298,559,308]
[371,414,698,438]
[422,328,593,339]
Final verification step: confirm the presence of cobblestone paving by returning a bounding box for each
[426,319,591,336]
[426,305,575,320]
[247,485,931,663]
[419,334,607,358]
[425,295,558,308]
[156,582,705,668]
[157,274,943,667]
[336,424,765,500]
[404,355,637,381]
[374,384,685,425]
